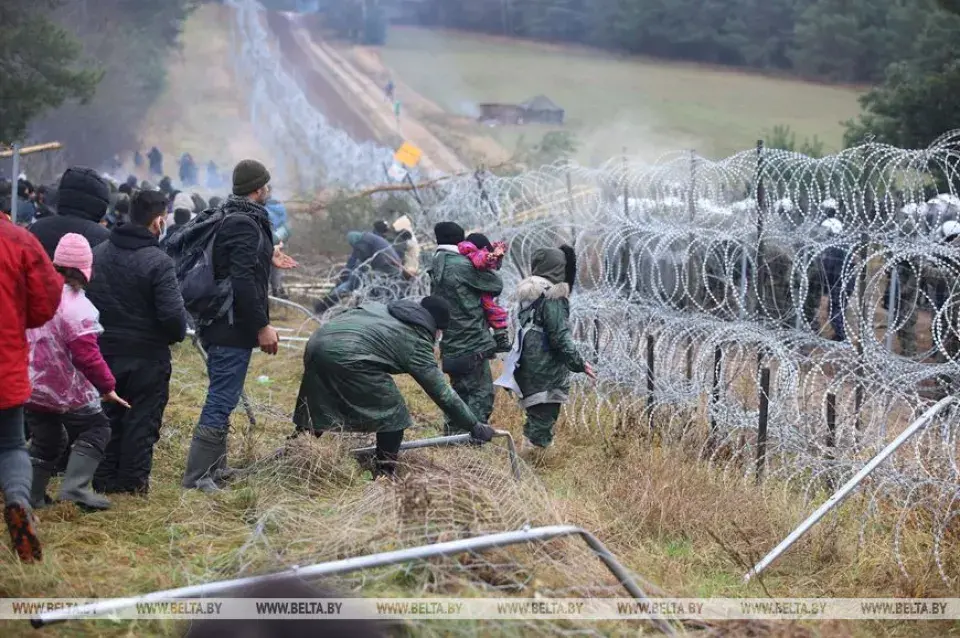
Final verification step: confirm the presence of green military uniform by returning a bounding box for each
[513,248,586,448]
[428,246,504,432]
[293,301,478,434]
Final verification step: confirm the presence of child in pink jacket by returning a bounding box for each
[459,233,511,352]
[25,234,129,511]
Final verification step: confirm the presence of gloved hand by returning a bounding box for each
[470,423,496,443]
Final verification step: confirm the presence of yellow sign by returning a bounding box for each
[394,142,422,168]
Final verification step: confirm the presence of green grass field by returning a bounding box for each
[379,27,865,163]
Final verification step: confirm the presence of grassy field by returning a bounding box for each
[377,27,864,164]
[1,301,957,637]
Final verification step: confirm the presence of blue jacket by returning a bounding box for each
[265,199,289,243]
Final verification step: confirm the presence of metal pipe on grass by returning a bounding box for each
[744,395,956,582]
[351,430,521,481]
[34,525,673,634]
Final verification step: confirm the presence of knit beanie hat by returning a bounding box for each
[347,231,363,247]
[434,221,465,246]
[465,232,492,250]
[173,192,195,213]
[54,233,94,283]
[420,296,451,330]
[232,159,271,196]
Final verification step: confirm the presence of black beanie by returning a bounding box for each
[232,159,271,196]
[434,221,465,245]
[465,232,492,250]
[420,296,451,330]
[373,220,390,235]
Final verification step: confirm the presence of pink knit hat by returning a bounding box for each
[54,233,93,282]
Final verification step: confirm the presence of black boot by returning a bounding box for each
[182,426,226,493]
[30,459,54,509]
[58,445,111,511]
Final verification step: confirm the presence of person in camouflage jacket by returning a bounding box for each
[292,297,494,476]
[427,222,504,433]
[513,246,595,448]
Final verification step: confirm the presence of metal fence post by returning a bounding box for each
[756,367,771,483]
[885,267,899,353]
[710,346,722,437]
[745,396,956,581]
[10,143,20,223]
[825,391,837,489]
[646,334,655,423]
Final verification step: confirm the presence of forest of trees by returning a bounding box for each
[0,0,195,168]
[396,0,957,86]
[3,0,957,168]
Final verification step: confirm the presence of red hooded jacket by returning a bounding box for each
[0,219,63,410]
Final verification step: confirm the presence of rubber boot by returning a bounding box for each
[213,453,242,484]
[30,459,54,509]
[58,446,111,511]
[181,426,226,494]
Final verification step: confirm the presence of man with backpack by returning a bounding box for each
[175,160,288,493]
[87,190,188,495]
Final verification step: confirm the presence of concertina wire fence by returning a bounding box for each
[228,0,960,585]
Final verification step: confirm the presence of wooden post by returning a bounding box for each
[756,367,771,483]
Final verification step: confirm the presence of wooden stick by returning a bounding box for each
[0,142,63,158]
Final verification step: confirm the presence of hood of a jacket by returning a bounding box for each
[518,276,570,302]
[530,247,567,285]
[109,224,159,250]
[56,167,110,223]
[387,299,436,335]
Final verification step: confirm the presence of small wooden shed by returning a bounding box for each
[519,95,565,124]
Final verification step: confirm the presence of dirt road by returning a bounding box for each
[266,12,470,175]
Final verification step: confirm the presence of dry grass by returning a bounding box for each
[371,27,864,164]
[0,310,958,637]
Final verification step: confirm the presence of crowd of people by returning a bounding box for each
[1,156,594,564]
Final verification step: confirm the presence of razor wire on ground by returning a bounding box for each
[259,134,960,587]
[200,0,960,604]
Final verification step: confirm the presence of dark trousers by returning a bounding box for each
[94,356,172,495]
[198,345,253,432]
[445,359,494,435]
[26,409,110,464]
[0,406,31,507]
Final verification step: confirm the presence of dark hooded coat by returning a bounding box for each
[293,301,478,434]
[29,167,110,258]
[514,248,585,407]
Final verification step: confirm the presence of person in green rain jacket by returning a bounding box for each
[427,222,504,433]
[292,296,495,476]
[513,246,595,448]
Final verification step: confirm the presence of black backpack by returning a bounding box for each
[164,208,261,327]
